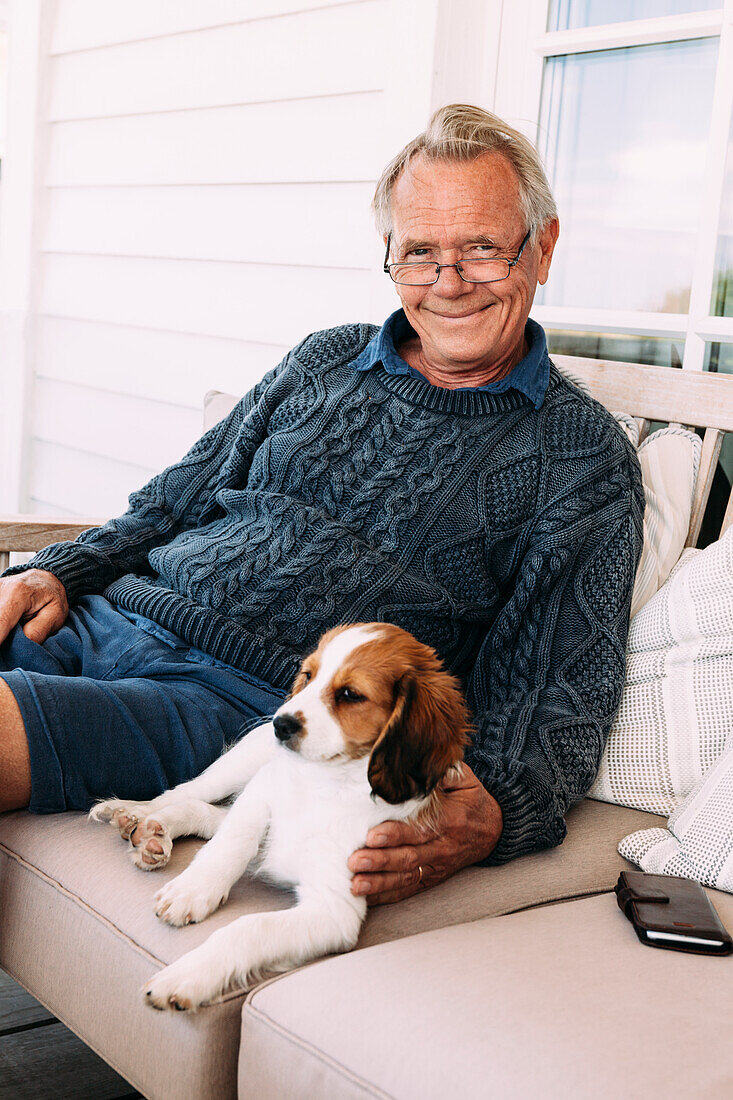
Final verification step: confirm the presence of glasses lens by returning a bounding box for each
[389,259,512,284]
[458,259,510,283]
[390,263,438,285]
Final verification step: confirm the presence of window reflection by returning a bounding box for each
[704,342,733,373]
[547,329,684,368]
[538,39,717,313]
[712,111,733,318]
[548,0,718,32]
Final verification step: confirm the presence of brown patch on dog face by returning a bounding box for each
[325,663,396,759]
[361,624,473,803]
[288,623,359,700]
[315,623,472,795]
[286,623,472,791]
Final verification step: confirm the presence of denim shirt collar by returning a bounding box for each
[352,309,550,409]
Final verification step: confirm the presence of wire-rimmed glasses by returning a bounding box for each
[383,229,531,286]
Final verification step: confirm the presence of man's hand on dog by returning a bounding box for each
[348,765,502,905]
[0,569,69,645]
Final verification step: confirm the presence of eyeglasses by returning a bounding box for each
[383,229,531,286]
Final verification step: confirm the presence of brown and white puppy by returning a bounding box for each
[92,622,471,1011]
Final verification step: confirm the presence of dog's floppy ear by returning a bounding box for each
[367,671,471,804]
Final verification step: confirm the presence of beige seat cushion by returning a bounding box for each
[0,799,662,1100]
[241,888,733,1100]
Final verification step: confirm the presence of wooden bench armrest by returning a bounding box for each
[0,514,106,554]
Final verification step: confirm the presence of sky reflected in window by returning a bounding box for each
[712,109,733,317]
[538,38,717,313]
[548,0,718,31]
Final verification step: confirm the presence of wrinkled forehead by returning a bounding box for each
[390,151,523,244]
[310,625,382,681]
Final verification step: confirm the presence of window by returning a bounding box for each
[496,0,733,503]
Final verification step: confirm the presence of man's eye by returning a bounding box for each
[336,686,363,703]
[465,244,498,257]
[406,248,430,259]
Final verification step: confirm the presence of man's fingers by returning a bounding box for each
[364,818,433,849]
[0,586,32,645]
[348,843,421,875]
[351,864,426,901]
[21,601,65,644]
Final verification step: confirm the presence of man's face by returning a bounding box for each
[388,152,559,377]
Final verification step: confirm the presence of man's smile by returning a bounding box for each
[429,304,493,320]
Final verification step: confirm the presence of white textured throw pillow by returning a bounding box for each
[630,426,701,618]
[588,526,733,815]
[618,739,733,893]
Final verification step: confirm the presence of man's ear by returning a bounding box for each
[537,218,559,285]
[367,672,471,805]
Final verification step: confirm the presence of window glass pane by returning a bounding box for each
[703,341,733,373]
[547,329,684,368]
[548,0,717,32]
[711,110,733,317]
[538,39,718,313]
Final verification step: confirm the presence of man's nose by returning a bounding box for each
[431,263,472,296]
[273,714,302,742]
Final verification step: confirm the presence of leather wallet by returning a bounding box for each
[615,871,733,956]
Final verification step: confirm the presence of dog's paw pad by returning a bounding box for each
[129,819,172,871]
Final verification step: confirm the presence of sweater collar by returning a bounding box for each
[352,309,550,410]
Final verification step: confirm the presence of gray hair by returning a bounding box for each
[372,103,557,244]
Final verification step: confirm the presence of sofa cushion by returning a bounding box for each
[0,798,663,1100]
[240,888,733,1099]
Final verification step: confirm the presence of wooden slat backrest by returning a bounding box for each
[552,356,733,430]
[553,356,733,545]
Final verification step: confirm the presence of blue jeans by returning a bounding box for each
[0,596,287,813]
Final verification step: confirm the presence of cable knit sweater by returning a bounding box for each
[11,323,645,863]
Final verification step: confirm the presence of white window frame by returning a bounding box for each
[493,1,733,372]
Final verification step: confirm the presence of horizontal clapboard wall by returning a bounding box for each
[29,0,403,518]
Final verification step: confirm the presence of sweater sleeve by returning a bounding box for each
[3,358,289,603]
[464,442,645,864]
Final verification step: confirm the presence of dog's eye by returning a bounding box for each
[336,686,364,703]
[300,668,312,684]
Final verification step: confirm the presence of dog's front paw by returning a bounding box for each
[153,872,229,927]
[91,800,174,869]
[128,817,173,870]
[142,950,228,1012]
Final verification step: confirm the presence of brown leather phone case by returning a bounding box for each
[615,871,733,956]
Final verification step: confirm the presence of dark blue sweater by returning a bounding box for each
[14,322,645,863]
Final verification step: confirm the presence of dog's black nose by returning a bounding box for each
[273,714,302,742]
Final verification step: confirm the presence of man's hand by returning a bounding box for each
[348,764,503,906]
[0,569,69,646]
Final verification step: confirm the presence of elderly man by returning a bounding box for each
[0,104,644,905]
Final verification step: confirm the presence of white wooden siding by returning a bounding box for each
[49,0,367,53]
[35,317,291,407]
[39,254,379,345]
[22,0,413,518]
[48,6,384,119]
[43,183,377,263]
[28,440,157,517]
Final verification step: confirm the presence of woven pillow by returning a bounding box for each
[588,525,733,815]
[630,426,700,617]
[618,738,733,893]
